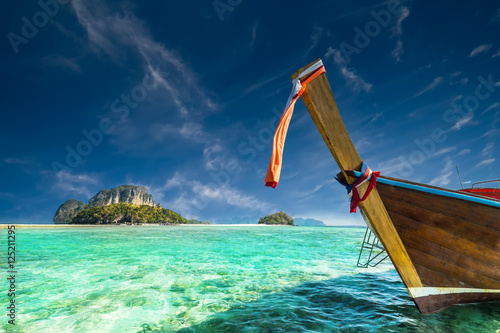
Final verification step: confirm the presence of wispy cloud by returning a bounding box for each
[475,158,495,168]
[50,171,100,198]
[42,54,82,72]
[392,40,404,62]
[469,43,493,57]
[482,129,500,138]
[492,50,500,58]
[414,76,444,97]
[482,142,495,156]
[368,112,384,124]
[450,111,477,131]
[433,147,457,157]
[3,157,33,165]
[325,47,373,92]
[474,142,495,168]
[392,7,410,62]
[305,26,324,57]
[153,122,209,144]
[429,159,454,187]
[70,0,216,116]
[158,173,271,218]
[250,20,260,49]
[482,102,499,114]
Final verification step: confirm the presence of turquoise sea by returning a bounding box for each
[2,226,499,333]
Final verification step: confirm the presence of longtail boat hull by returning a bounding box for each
[278,59,500,314]
[376,176,500,313]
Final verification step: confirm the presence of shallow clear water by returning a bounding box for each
[1,226,499,332]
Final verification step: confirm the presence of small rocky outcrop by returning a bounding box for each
[294,218,327,226]
[258,211,294,226]
[53,199,87,224]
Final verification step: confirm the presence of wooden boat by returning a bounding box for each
[266,59,500,314]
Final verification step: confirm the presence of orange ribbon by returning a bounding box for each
[265,65,326,188]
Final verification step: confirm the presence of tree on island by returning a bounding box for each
[71,203,188,224]
[258,211,294,225]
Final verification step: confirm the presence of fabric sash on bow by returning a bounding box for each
[264,60,326,188]
[338,163,380,213]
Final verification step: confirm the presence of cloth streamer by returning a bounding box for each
[264,62,326,188]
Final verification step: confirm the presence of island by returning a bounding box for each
[258,211,295,226]
[53,185,190,225]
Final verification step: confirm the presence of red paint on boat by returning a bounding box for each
[459,188,500,200]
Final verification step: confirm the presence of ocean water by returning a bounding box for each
[1,226,499,333]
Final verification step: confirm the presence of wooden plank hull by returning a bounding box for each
[376,176,500,313]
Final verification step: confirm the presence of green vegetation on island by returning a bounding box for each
[187,219,211,225]
[71,203,188,224]
[54,185,193,225]
[258,211,295,226]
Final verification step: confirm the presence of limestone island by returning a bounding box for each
[258,211,295,226]
[53,185,205,225]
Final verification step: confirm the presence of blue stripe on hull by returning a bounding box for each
[352,171,500,209]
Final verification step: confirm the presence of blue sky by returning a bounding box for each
[1,0,499,225]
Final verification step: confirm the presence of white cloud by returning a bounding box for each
[3,157,33,165]
[469,43,493,57]
[433,147,457,157]
[492,50,500,58]
[429,159,454,187]
[305,26,324,57]
[482,129,500,138]
[451,112,477,131]
[158,173,271,218]
[392,7,410,62]
[392,39,404,62]
[325,47,373,92]
[250,20,259,48]
[475,158,495,168]
[415,76,444,97]
[51,171,100,198]
[368,112,383,124]
[457,149,471,156]
[482,142,494,157]
[393,7,410,36]
[482,102,499,114]
[42,54,82,72]
[71,0,216,116]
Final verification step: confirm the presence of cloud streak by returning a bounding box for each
[71,0,216,116]
[158,173,271,219]
[469,43,493,57]
[414,76,444,97]
[325,47,373,92]
[392,6,410,62]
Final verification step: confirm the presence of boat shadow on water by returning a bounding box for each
[170,273,500,333]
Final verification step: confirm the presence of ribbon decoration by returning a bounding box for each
[264,60,326,188]
[339,163,380,213]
